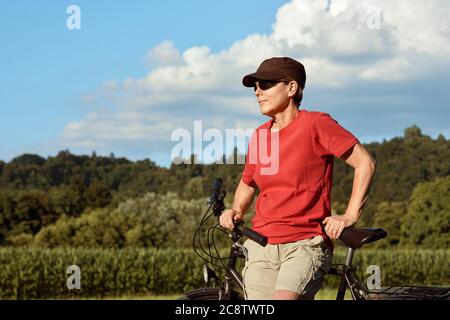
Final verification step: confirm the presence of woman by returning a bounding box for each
[219,57,376,300]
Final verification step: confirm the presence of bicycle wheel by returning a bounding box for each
[179,287,244,300]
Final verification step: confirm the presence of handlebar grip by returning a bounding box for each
[212,178,223,193]
[243,227,268,247]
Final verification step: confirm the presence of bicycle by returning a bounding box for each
[181,178,450,300]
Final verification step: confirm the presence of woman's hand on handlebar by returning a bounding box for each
[219,208,244,230]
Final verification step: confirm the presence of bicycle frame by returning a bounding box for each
[222,244,245,299]
[186,178,449,301]
[328,247,370,300]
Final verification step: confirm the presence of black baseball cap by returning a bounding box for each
[242,57,306,89]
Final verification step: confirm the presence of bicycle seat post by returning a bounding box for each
[345,247,355,267]
[336,247,356,300]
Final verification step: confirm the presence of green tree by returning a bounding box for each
[400,176,450,249]
[48,185,83,217]
[373,201,407,247]
[84,181,112,208]
[34,192,206,249]
[183,176,204,199]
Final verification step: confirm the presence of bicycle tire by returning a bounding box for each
[179,288,244,300]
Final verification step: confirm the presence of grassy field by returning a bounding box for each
[315,288,351,300]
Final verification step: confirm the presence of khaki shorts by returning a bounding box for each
[242,235,333,300]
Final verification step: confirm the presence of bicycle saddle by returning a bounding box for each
[339,227,387,249]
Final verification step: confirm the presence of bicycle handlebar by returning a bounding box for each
[232,221,268,247]
[242,226,268,247]
[208,178,268,247]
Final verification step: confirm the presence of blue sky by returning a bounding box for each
[1,0,449,167]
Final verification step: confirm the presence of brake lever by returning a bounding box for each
[233,242,248,260]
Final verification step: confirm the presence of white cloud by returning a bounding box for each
[359,57,413,81]
[145,41,182,67]
[60,0,450,162]
[381,0,450,55]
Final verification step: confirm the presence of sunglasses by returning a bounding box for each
[253,80,287,92]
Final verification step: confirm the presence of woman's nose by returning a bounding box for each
[254,85,262,96]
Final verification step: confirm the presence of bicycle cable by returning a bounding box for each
[193,204,229,270]
[192,204,215,264]
[207,223,228,270]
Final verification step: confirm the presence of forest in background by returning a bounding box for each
[0,125,448,249]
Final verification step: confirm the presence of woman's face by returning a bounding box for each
[254,80,292,116]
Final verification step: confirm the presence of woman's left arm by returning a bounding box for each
[323,143,377,240]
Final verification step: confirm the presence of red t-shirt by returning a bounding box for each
[241,109,359,247]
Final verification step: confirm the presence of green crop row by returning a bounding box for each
[0,247,448,299]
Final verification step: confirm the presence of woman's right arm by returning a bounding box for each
[219,179,257,230]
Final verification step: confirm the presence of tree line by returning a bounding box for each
[0,125,448,248]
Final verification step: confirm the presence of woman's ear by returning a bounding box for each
[288,81,299,98]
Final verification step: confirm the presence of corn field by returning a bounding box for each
[0,247,448,299]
